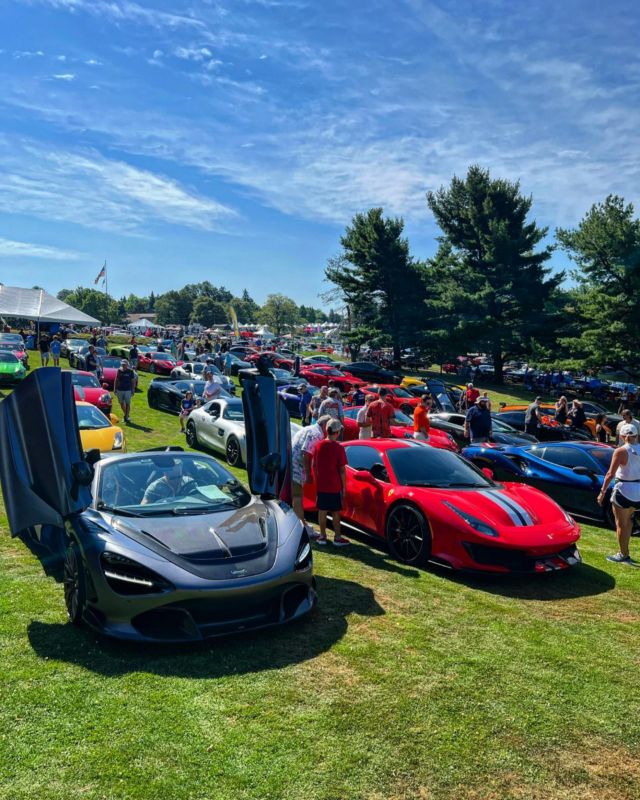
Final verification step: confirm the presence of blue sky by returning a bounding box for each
[0,0,638,307]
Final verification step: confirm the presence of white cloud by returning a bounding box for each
[175,46,213,62]
[0,139,238,234]
[52,73,75,80]
[25,0,205,31]
[0,237,82,260]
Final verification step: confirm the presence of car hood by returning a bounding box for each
[80,387,108,402]
[106,501,271,561]
[0,362,22,372]
[426,483,572,532]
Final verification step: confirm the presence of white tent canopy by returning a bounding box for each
[127,318,160,330]
[0,284,100,325]
[255,326,275,339]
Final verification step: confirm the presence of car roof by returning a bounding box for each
[343,439,417,452]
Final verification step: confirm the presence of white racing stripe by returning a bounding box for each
[479,490,534,526]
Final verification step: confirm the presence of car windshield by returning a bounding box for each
[0,334,22,343]
[387,446,494,488]
[492,418,518,433]
[70,373,100,388]
[2,342,23,351]
[223,403,245,421]
[68,339,85,346]
[81,346,106,356]
[174,381,206,396]
[152,353,176,363]
[97,453,250,515]
[391,386,413,398]
[0,352,19,364]
[587,447,614,472]
[77,404,111,429]
[393,409,413,425]
[101,357,123,369]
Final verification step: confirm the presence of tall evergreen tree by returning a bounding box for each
[426,166,559,383]
[325,208,425,365]
[556,195,640,375]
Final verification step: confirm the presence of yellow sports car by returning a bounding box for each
[76,401,126,453]
[400,376,426,389]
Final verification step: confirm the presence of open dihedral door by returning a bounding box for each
[0,368,92,535]
[240,358,291,499]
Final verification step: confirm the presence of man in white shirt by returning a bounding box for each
[203,370,223,402]
[356,394,375,439]
[616,409,640,444]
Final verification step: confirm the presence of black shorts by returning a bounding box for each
[611,488,640,510]
[316,491,343,512]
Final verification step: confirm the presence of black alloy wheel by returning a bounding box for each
[186,421,199,448]
[148,391,158,409]
[385,503,431,566]
[63,542,86,625]
[226,436,243,467]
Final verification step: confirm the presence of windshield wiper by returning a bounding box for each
[96,504,142,517]
[406,481,446,487]
[444,482,485,488]
[170,504,235,515]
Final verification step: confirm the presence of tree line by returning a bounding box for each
[326,165,640,383]
[57,282,341,335]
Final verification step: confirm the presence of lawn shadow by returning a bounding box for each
[449,561,615,601]
[314,536,421,579]
[26,575,384,678]
[124,421,153,432]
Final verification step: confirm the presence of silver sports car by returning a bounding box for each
[186,396,301,468]
[0,368,316,642]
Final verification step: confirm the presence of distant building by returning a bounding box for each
[127,312,158,324]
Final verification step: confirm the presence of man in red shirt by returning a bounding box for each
[466,382,480,407]
[413,393,431,440]
[313,418,350,546]
[366,388,395,438]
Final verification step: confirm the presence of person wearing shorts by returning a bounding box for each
[114,359,135,423]
[179,391,195,432]
[39,334,50,367]
[313,418,350,546]
[50,336,61,367]
[413,393,431,440]
[599,423,640,563]
[290,415,330,538]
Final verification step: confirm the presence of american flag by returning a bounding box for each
[94,262,106,285]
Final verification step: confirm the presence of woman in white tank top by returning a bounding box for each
[598,425,640,563]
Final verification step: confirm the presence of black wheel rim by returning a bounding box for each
[63,549,80,620]
[186,424,196,447]
[227,438,239,465]
[387,506,425,562]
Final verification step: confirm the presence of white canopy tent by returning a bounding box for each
[255,326,275,340]
[127,318,160,331]
[0,285,100,325]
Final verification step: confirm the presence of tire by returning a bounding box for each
[186,421,199,448]
[226,435,243,467]
[63,542,86,625]
[149,363,156,374]
[604,500,616,530]
[148,392,158,410]
[385,503,431,566]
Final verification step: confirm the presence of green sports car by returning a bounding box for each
[0,352,27,384]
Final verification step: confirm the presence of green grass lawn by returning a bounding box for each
[1,357,640,799]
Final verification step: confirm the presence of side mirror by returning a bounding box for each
[572,465,593,477]
[370,462,388,481]
[482,467,494,480]
[102,382,109,390]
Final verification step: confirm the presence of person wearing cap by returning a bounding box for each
[525,396,543,436]
[141,461,196,505]
[357,394,375,439]
[367,387,395,438]
[290,415,331,538]
[114,358,136,423]
[312,418,350,546]
[298,382,313,426]
[318,387,343,423]
[599,423,640,563]
[413,393,431,440]
[615,409,640,445]
[464,395,492,443]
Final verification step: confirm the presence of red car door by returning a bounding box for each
[343,444,388,535]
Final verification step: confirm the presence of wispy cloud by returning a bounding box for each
[0,237,82,260]
[52,72,75,80]
[0,139,238,234]
[24,0,205,31]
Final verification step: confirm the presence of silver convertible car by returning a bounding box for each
[0,368,316,642]
[186,396,301,468]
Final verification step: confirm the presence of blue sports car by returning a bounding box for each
[462,441,619,527]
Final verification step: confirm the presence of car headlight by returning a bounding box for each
[112,431,124,449]
[100,551,173,594]
[563,509,575,526]
[443,501,499,537]
[100,393,111,404]
[295,532,313,571]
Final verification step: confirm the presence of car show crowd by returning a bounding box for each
[1,320,639,578]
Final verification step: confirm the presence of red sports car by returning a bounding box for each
[303,440,581,572]
[99,356,139,392]
[246,352,294,370]
[138,351,181,375]
[342,406,458,451]
[299,365,366,393]
[64,370,112,415]
[362,384,421,414]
